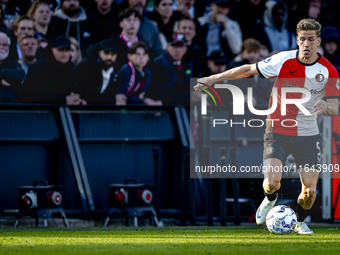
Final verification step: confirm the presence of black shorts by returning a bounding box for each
[263,132,321,169]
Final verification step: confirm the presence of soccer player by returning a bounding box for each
[194,19,339,234]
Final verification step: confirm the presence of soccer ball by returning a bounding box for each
[266,205,297,235]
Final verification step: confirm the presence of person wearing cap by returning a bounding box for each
[207,50,228,76]
[197,0,242,62]
[321,26,340,74]
[150,33,196,104]
[74,38,119,104]
[19,36,86,105]
[46,0,94,57]
[114,42,161,105]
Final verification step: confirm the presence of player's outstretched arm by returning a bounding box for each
[313,98,338,116]
[194,64,258,91]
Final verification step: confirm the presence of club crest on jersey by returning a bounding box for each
[336,79,339,90]
[315,73,324,83]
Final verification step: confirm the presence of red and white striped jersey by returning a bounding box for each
[257,50,339,136]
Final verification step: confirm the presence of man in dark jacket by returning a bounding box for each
[115,8,148,71]
[46,0,93,56]
[0,36,39,98]
[197,0,242,62]
[87,0,121,42]
[0,31,21,102]
[151,33,196,104]
[74,38,119,104]
[19,36,85,104]
[177,17,208,77]
[321,26,340,74]
[128,0,163,57]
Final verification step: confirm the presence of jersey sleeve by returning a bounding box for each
[325,66,340,99]
[256,51,294,78]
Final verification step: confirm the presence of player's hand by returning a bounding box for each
[313,100,327,115]
[194,77,213,91]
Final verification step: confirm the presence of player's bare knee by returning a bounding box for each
[264,179,281,193]
[306,187,316,200]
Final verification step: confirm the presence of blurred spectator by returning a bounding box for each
[128,0,163,57]
[321,26,340,73]
[207,50,228,76]
[0,36,38,98]
[69,36,82,65]
[326,1,340,31]
[87,0,121,42]
[285,0,302,32]
[115,8,145,70]
[27,0,53,38]
[175,0,195,19]
[229,38,260,68]
[205,50,231,103]
[229,38,270,105]
[173,0,204,29]
[0,4,11,36]
[0,31,20,102]
[151,33,194,104]
[10,16,35,60]
[2,0,57,18]
[0,0,15,31]
[148,0,176,50]
[229,0,269,46]
[18,36,39,76]
[259,44,269,61]
[20,36,85,104]
[263,0,296,52]
[38,37,48,48]
[177,17,208,76]
[197,0,242,63]
[305,0,328,24]
[116,42,161,105]
[47,0,94,57]
[74,38,118,104]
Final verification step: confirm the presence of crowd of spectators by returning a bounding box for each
[0,0,340,105]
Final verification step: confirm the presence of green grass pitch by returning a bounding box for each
[1,226,340,255]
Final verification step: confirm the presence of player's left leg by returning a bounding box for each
[294,168,319,234]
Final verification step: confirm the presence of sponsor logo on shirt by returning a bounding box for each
[263,57,272,63]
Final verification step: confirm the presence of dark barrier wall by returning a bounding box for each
[0,106,182,216]
[0,111,60,210]
[72,110,175,211]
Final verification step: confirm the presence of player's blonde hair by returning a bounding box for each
[296,19,322,37]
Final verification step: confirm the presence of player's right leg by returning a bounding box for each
[256,158,283,225]
[256,132,288,225]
